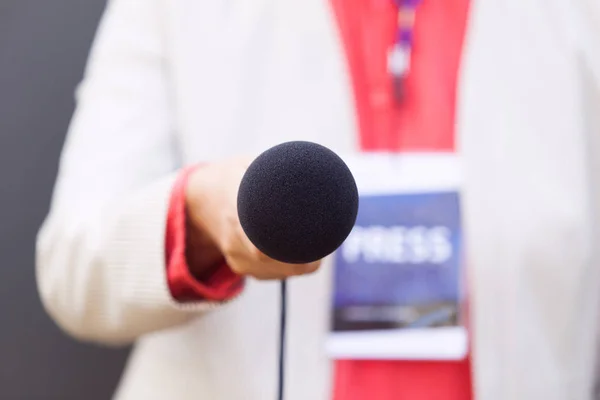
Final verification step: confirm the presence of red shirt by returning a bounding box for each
[164,0,472,397]
[330,0,472,398]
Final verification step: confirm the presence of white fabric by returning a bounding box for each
[35,0,600,399]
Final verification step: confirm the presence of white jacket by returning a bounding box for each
[36,0,600,399]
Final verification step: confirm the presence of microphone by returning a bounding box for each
[237,141,359,264]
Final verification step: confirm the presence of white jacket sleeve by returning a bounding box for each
[36,0,214,346]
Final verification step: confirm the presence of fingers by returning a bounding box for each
[226,225,322,280]
[247,260,322,281]
[235,251,322,280]
[256,260,321,280]
[287,260,321,276]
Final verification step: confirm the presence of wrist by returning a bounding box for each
[184,165,224,279]
[186,166,215,241]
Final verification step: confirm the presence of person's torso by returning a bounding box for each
[115,0,600,399]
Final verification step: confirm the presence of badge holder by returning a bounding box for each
[327,153,468,360]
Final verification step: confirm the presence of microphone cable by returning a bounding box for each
[277,279,287,400]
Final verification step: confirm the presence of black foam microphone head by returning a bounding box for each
[237,141,359,264]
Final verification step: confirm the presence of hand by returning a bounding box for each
[185,157,321,280]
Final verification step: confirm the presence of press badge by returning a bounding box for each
[326,153,468,360]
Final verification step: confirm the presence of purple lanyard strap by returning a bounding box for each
[388,0,422,103]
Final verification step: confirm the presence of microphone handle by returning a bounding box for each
[277,280,287,400]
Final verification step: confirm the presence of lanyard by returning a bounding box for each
[388,0,422,103]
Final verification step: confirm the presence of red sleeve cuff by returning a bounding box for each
[165,165,244,303]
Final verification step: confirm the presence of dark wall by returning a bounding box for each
[0,1,130,398]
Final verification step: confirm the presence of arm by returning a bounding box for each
[37,0,326,347]
[36,0,216,346]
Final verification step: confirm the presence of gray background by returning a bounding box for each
[0,0,130,398]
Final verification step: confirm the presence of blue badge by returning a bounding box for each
[327,154,467,360]
[333,191,463,331]
[327,187,467,360]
